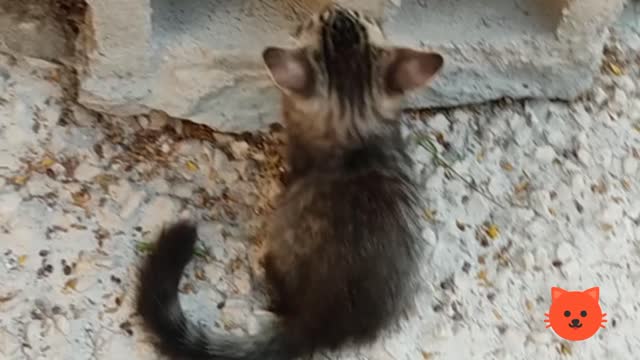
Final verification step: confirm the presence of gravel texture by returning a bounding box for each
[1,29,640,359]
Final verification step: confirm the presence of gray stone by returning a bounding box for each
[75,0,626,131]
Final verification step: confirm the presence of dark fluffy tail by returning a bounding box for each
[136,221,300,360]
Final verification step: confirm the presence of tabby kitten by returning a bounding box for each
[136,4,443,360]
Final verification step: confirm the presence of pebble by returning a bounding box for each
[464,193,490,224]
[53,315,70,335]
[556,242,572,262]
[611,88,629,111]
[25,321,42,346]
[623,157,638,175]
[0,328,20,355]
[74,163,102,182]
[139,196,178,231]
[614,75,636,94]
[0,192,22,217]
[119,191,145,219]
[576,148,593,167]
[534,145,556,164]
[229,141,250,159]
[600,203,623,225]
[429,113,449,133]
[592,86,608,106]
[529,190,551,216]
[148,111,169,130]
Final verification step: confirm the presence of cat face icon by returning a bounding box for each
[545,287,607,341]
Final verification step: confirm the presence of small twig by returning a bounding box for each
[415,134,504,209]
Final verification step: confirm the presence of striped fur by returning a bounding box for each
[136,4,443,360]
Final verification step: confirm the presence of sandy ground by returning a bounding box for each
[1,24,640,360]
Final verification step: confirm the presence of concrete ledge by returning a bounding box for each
[76,0,627,131]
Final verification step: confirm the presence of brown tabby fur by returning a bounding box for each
[136,4,443,360]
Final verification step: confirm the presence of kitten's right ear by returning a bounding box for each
[385,48,443,94]
[262,47,313,96]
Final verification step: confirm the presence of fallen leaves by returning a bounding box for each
[186,160,199,172]
[17,255,27,266]
[71,189,91,207]
[607,62,623,76]
[500,160,514,172]
[63,278,79,292]
[485,224,500,239]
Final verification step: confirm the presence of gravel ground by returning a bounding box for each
[1,27,640,360]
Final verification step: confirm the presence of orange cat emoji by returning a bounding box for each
[544,287,607,341]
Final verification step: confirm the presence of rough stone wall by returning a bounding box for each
[1,0,629,131]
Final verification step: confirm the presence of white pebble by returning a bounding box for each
[229,141,250,159]
[148,110,169,130]
[611,88,628,111]
[119,191,145,219]
[429,114,449,133]
[465,193,490,224]
[600,203,623,224]
[556,242,572,262]
[53,315,70,335]
[0,192,22,217]
[535,146,556,164]
[623,157,638,175]
[614,75,636,94]
[592,87,608,106]
[576,148,593,167]
[74,163,101,182]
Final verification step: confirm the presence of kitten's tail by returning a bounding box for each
[136,221,302,360]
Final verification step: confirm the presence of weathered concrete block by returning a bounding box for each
[76,0,627,132]
[0,1,72,61]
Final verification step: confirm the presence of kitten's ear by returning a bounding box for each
[551,287,567,301]
[385,48,443,94]
[584,287,599,302]
[262,47,313,96]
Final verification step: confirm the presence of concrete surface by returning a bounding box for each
[72,0,627,132]
[1,23,640,359]
[0,1,73,62]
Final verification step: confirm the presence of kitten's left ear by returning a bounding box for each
[584,287,600,302]
[385,47,444,94]
[262,47,314,96]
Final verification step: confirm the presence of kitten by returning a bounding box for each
[136,4,443,360]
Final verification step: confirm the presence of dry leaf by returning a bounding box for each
[71,190,91,206]
[525,299,534,312]
[422,351,434,360]
[40,156,55,168]
[486,224,500,239]
[514,181,529,194]
[64,278,79,291]
[621,179,631,190]
[600,223,613,232]
[424,209,437,221]
[500,161,513,171]
[195,268,207,281]
[607,62,623,76]
[11,175,29,186]
[559,342,572,355]
[493,309,503,320]
[0,291,19,303]
[186,160,199,172]
[17,255,27,266]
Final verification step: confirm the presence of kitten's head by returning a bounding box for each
[262,4,443,148]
